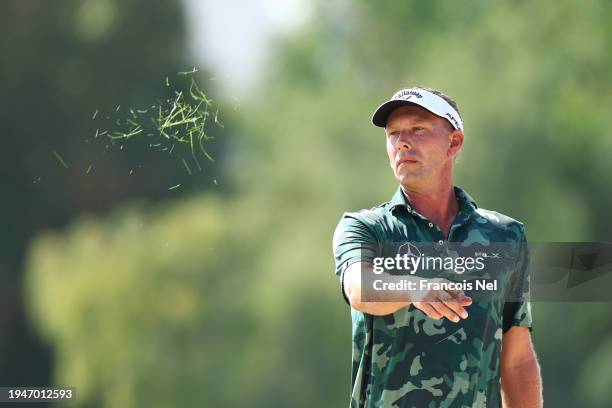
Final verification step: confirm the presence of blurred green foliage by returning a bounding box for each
[13,0,612,407]
[0,0,222,390]
[26,193,348,407]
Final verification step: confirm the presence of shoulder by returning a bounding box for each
[336,199,393,228]
[333,199,394,241]
[473,207,526,240]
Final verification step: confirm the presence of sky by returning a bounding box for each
[182,0,309,93]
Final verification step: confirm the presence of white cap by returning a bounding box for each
[371,88,463,132]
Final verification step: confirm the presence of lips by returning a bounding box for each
[396,157,419,166]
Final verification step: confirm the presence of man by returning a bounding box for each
[332,87,542,407]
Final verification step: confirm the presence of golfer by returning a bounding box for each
[332,87,542,407]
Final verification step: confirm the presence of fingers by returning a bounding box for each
[413,302,442,320]
[434,293,469,322]
[413,290,472,323]
[416,301,463,323]
[428,298,461,323]
[413,299,461,322]
[445,288,473,305]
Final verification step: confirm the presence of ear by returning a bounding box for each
[448,130,464,159]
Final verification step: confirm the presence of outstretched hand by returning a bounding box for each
[409,278,472,323]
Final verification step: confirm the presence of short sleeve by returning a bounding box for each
[503,226,533,333]
[332,213,379,303]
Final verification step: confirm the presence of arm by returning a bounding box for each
[500,326,543,408]
[333,213,470,319]
[343,261,472,319]
[333,215,411,316]
[343,261,411,316]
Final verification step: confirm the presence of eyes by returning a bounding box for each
[387,126,426,137]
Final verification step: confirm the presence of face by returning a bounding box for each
[385,105,463,191]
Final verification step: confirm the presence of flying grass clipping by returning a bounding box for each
[87,68,221,189]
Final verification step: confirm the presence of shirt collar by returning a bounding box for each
[389,185,478,216]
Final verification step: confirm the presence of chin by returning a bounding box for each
[396,167,422,179]
[395,172,423,187]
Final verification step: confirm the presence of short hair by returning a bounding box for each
[414,86,462,121]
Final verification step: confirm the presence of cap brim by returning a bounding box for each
[371,100,418,128]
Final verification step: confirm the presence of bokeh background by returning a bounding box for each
[2,0,612,407]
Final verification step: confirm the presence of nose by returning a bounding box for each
[398,140,411,151]
[393,134,412,151]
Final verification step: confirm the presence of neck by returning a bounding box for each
[400,182,459,237]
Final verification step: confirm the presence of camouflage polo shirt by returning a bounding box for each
[332,186,532,408]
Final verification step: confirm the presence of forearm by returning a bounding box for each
[343,262,412,315]
[501,357,542,408]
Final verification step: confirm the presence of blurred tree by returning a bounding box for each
[0,0,224,389]
[26,193,348,407]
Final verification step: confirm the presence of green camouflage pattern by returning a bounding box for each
[332,186,532,408]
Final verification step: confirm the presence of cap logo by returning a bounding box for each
[393,89,423,101]
[445,113,460,130]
